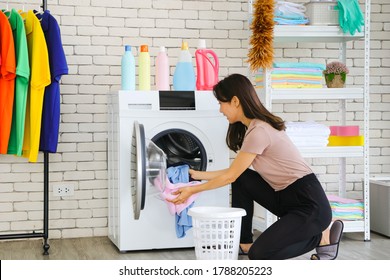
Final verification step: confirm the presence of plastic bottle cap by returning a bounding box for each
[198,39,206,49]
[181,41,189,51]
[160,46,166,52]
[140,45,148,52]
[125,45,131,51]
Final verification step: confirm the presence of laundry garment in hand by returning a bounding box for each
[155,177,200,216]
[175,202,194,238]
[154,165,201,238]
[167,164,190,184]
[337,0,364,35]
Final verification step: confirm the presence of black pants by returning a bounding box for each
[232,169,332,260]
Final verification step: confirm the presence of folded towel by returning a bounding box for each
[286,121,331,136]
[271,84,323,88]
[273,62,326,70]
[327,194,364,220]
[287,137,329,147]
[274,17,309,25]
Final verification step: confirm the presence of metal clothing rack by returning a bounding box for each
[0,0,50,255]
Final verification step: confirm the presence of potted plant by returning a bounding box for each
[323,61,349,88]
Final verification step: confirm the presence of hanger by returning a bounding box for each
[3,0,11,19]
[34,4,44,21]
[35,4,44,15]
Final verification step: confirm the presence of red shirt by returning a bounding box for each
[0,12,16,153]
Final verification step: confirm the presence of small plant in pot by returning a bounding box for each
[323,61,349,88]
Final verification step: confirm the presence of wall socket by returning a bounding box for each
[53,185,74,197]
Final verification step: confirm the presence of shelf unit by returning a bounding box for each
[249,1,371,241]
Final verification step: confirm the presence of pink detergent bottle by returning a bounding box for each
[195,39,219,90]
[156,46,170,90]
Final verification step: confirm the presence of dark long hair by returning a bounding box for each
[213,73,285,152]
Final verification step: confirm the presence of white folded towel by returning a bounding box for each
[286,121,331,137]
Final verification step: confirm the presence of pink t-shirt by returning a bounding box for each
[241,119,312,191]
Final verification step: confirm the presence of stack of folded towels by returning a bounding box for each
[286,121,330,147]
[255,62,325,89]
[274,1,309,25]
[327,194,364,221]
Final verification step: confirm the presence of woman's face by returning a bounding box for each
[218,99,240,124]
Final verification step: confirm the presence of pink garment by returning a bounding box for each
[154,176,201,215]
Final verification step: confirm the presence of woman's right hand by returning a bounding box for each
[189,169,199,180]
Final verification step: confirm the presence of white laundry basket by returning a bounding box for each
[188,206,246,260]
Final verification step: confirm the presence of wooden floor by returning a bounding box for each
[0,231,389,260]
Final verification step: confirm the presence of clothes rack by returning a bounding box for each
[0,0,50,255]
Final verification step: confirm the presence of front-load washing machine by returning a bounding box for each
[108,90,230,251]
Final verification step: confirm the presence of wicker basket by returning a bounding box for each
[305,1,339,26]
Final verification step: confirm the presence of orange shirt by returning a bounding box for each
[0,12,17,153]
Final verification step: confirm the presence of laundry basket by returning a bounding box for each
[188,206,246,260]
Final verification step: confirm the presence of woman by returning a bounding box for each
[169,73,343,260]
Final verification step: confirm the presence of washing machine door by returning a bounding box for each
[131,121,167,220]
[131,121,146,220]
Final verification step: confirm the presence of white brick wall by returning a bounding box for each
[0,0,388,239]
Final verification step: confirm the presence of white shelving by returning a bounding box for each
[249,1,371,241]
[273,25,364,43]
[270,88,363,100]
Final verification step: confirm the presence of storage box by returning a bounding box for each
[305,1,339,26]
[370,178,390,237]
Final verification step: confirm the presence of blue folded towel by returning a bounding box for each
[273,62,326,70]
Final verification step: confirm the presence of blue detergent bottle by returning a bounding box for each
[121,45,136,90]
[173,41,196,91]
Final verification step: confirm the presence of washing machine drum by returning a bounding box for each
[131,123,207,220]
[152,130,207,171]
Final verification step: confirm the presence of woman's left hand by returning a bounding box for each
[168,187,193,205]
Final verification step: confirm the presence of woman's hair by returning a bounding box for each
[213,73,285,152]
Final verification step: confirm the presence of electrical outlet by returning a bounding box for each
[53,185,74,197]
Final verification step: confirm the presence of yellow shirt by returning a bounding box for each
[21,10,51,162]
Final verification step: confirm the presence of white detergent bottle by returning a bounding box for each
[121,45,135,90]
[156,46,170,90]
[173,41,196,91]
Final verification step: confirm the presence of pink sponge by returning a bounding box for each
[329,126,359,136]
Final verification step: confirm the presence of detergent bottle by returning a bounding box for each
[156,46,170,90]
[195,39,219,90]
[138,44,151,90]
[173,41,196,91]
[121,45,136,91]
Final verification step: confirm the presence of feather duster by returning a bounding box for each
[247,0,275,71]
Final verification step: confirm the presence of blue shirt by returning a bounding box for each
[36,10,68,153]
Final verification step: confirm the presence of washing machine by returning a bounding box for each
[108,90,230,251]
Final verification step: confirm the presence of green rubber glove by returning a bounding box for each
[338,0,364,35]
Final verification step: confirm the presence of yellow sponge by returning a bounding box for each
[328,136,364,146]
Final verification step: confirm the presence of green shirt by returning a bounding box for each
[6,9,30,156]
